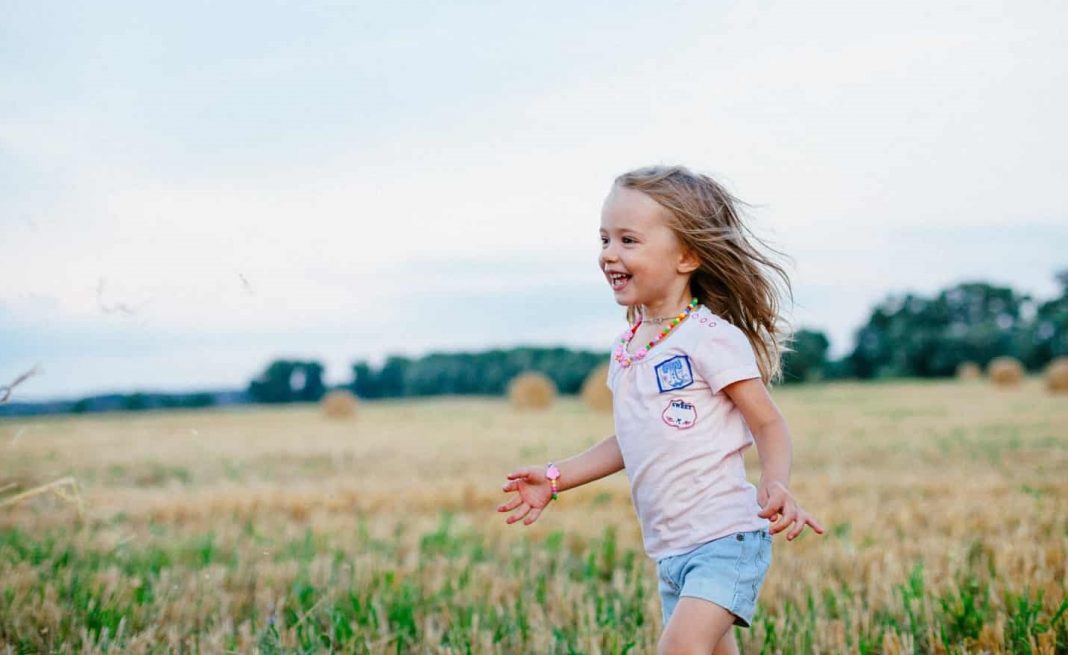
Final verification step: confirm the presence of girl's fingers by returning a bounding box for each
[497,495,522,513]
[523,506,543,525]
[760,508,782,523]
[767,504,788,531]
[787,511,822,540]
[506,502,532,524]
[770,507,796,534]
[806,514,826,534]
[506,468,530,480]
[502,480,516,492]
[757,500,782,519]
[758,489,789,519]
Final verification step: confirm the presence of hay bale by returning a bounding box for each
[956,361,981,381]
[321,389,358,419]
[1045,357,1068,393]
[581,364,613,412]
[987,356,1024,387]
[508,372,557,410]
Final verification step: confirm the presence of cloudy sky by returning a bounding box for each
[2,1,1066,401]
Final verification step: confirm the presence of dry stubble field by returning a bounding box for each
[1,378,1066,654]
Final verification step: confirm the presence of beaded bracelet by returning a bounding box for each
[546,462,560,501]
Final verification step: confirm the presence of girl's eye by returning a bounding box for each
[622,237,635,244]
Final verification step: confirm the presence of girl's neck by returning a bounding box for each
[640,291,696,322]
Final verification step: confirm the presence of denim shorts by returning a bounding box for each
[655,528,772,628]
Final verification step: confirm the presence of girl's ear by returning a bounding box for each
[678,247,701,275]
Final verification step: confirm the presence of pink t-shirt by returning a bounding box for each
[607,304,770,561]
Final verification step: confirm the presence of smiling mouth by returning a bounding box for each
[607,272,631,291]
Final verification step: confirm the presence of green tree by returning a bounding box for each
[351,361,379,399]
[248,360,326,403]
[848,282,1033,379]
[376,356,411,397]
[122,393,149,411]
[182,392,215,408]
[781,329,830,383]
[344,347,608,399]
[1022,269,1068,367]
[293,362,325,402]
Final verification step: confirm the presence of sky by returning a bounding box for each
[2,1,1066,401]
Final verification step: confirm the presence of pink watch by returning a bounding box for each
[546,462,560,501]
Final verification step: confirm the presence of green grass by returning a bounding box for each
[1,513,1065,654]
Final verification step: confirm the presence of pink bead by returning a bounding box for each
[635,348,647,359]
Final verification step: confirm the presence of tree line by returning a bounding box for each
[1,274,1063,416]
[242,274,1066,402]
[847,274,1066,379]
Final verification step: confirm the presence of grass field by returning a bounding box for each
[1,378,1066,654]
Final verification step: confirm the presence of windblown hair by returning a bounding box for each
[614,164,795,386]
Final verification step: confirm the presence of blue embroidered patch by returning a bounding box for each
[654,355,694,393]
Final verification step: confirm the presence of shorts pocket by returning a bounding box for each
[758,530,772,566]
[657,560,680,593]
[729,533,769,626]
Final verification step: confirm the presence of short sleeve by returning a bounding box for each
[692,321,761,394]
[605,330,625,393]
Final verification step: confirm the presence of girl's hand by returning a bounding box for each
[757,479,825,541]
[497,465,554,526]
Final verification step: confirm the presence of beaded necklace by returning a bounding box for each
[613,297,699,368]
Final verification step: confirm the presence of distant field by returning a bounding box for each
[1,379,1065,654]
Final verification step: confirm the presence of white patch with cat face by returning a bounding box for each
[661,398,697,429]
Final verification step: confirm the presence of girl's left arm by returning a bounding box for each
[723,378,825,541]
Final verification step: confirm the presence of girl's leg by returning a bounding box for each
[656,597,735,655]
[712,628,739,655]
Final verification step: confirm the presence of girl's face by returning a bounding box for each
[598,185,698,307]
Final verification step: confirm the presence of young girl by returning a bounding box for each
[497,165,824,655]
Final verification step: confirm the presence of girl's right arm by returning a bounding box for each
[497,434,624,526]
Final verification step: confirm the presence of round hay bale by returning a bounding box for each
[987,356,1024,387]
[581,364,613,412]
[1044,357,1068,393]
[956,361,981,381]
[508,371,557,410]
[321,389,358,419]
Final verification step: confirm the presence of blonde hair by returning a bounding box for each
[614,164,794,386]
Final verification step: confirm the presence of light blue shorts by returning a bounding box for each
[655,528,772,628]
